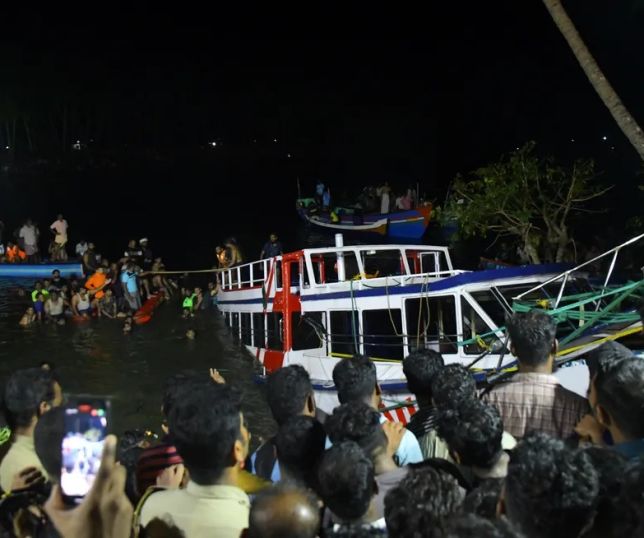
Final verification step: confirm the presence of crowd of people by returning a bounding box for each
[0,308,641,537]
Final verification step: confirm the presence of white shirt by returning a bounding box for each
[19,225,37,246]
[76,243,88,256]
[50,219,68,236]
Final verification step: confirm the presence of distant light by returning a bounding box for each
[515,147,519,150]
[210,141,217,147]
[4,146,8,150]
[570,138,575,142]
[287,153,292,158]
[273,138,278,143]
[611,146,615,150]
[602,136,607,141]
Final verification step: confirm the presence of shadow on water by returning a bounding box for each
[0,279,275,449]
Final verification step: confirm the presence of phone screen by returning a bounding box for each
[60,398,109,502]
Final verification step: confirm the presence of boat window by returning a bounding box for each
[266,312,283,351]
[251,261,267,286]
[241,313,251,345]
[330,310,361,356]
[461,297,502,354]
[360,249,405,277]
[252,313,265,348]
[239,265,251,287]
[405,296,458,354]
[288,262,300,287]
[292,312,325,351]
[469,290,511,328]
[231,312,240,340]
[313,252,360,284]
[363,309,403,361]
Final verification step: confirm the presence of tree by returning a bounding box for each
[542,0,644,161]
[442,142,610,264]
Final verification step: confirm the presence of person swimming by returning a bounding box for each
[19,306,36,327]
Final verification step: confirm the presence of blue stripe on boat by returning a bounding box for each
[0,263,84,278]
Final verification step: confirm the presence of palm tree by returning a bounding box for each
[542,0,644,161]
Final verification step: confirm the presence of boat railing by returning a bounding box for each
[219,257,280,290]
[513,233,644,309]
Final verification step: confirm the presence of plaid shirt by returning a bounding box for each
[482,373,589,440]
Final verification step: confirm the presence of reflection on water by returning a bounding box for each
[0,279,275,447]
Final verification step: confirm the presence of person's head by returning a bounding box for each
[586,341,634,381]
[128,239,137,249]
[52,269,60,279]
[88,242,95,251]
[266,365,315,425]
[430,364,476,409]
[36,293,44,302]
[332,354,379,407]
[186,329,196,340]
[505,311,557,369]
[270,233,278,243]
[247,484,320,538]
[504,432,598,538]
[79,288,88,297]
[437,398,503,469]
[402,349,445,405]
[461,479,505,520]
[49,291,59,301]
[105,288,113,299]
[580,446,629,538]
[275,415,326,489]
[26,218,33,226]
[25,306,34,316]
[34,281,43,290]
[140,238,148,246]
[591,356,644,443]
[4,368,62,430]
[442,515,522,538]
[326,402,388,463]
[161,370,204,420]
[384,466,464,538]
[317,441,376,524]
[167,379,249,484]
[34,407,65,483]
[96,266,105,274]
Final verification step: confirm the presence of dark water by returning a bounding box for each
[0,279,276,448]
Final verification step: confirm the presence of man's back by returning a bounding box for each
[139,481,250,538]
[483,372,589,440]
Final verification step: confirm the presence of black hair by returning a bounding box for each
[594,357,644,439]
[4,368,56,429]
[462,479,505,520]
[436,399,503,468]
[586,341,634,380]
[275,415,326,490]
[581,446,629,538]
[266,365,313,425]
[384,466,464,538]
[505,310,557,367]
[33,407,64,483]
[504,432,598,538]
[168,380,243,484]
[161,370,203,418]
[443,514,522,538]
[332,355,377,405]
[317,441,375,523]
[430,364,476,409]
[402,349,445,400]
[617,458,644,536]
[325,402,386,460]
[248,483,321,538]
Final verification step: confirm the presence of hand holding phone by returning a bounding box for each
[60,396,110,504]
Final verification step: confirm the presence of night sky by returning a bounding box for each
[1,2,642,267]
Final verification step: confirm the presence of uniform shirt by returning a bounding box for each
[0,435,45,492]
[139,481,250,538]
[482,372,589,440]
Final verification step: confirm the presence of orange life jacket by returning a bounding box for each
[7,246,26,262]
[85,272,107,299]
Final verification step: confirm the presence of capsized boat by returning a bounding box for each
[296,198,432,239]
[216,233,643,422]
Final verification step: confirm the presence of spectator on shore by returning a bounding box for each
[138,380,251,537]
[503,432,598,538]
[247,483,320,538]
[483,311,588,439]
[75,239,88,259]
[0,368,63,491]
[333,355,423,465]
[403,349,448,459]
[250,365,317,483]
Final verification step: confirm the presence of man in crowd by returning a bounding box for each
[49,213,69,261]
[260,233,283,260]
[18,218,39,263]
[0,368,63,492]
[332,354,423,465]
[139,379,251,537]
[483,310,588,439]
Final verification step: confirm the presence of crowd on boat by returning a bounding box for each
[0,308,642,537]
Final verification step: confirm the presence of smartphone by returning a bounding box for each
[60,396,110,504]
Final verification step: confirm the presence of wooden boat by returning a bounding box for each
[296,198,432,239]
[0,262,84,279]
[216,233,643,422]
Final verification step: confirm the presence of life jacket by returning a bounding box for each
[7,246,26,262]
[85,272,107,299]
[182,294,196,310]
[31,289,50,302]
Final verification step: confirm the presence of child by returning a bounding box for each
[33,293,45,322]
[19,306,36,327]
